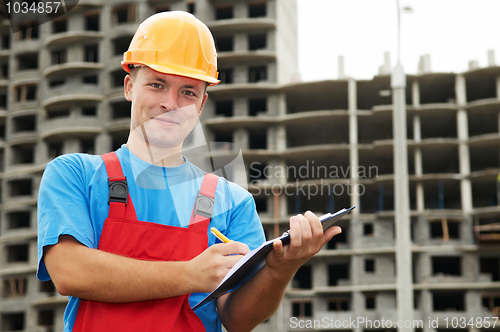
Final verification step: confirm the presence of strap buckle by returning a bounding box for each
[194,192,214,219]
[108,177,128,205]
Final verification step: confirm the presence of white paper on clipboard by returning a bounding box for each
[193,206,355,310]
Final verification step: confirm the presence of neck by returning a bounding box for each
[126,132,185,168]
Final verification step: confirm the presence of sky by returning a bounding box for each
[297,0,500,81]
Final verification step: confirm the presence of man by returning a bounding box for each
[37,11,341,332]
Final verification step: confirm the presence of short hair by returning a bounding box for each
[128,65,143,80]
[127,64,209,94]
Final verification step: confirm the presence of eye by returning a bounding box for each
[149,83,162,89]
[183,90,196,97]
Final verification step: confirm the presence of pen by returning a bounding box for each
[211,227,231,243]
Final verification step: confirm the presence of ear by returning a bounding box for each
[124,74,133,101]
[198,92,208,117]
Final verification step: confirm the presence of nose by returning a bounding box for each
[159,89,179,112]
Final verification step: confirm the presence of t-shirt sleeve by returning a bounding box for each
[37,155,96,281]
[224,182,265,251]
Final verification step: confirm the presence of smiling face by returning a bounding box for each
[124,67,208,156]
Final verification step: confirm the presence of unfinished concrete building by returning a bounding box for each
[0,0,499,331]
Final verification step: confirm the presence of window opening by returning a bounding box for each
[249,2,266,17]
[219,68,233,84]
[2,277,27,298]
[248,97,266,116]
[84,44,99,62]
[364,258,375,272]
[248,65,266,83]
[1,312,25,331]
[216,5,233,20]
[10,179,32,196]
[432,256,461,276]
[248,33,266,50]
[85,13,100,31]
[216,36,233,52]
[363,223,374,236]
[17,53,38,70]
[292,265,311,289]
[52,19,67,33]
[51,49,66,65]
[7,211,30,229]
[215,100,233,117]
[7,244,29,263]
[292,300,313,318]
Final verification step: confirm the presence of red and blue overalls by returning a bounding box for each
[73,152,218,331]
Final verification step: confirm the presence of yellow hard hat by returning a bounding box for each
[122,11,219,86]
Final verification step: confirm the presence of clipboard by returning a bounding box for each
[193,206,355,310]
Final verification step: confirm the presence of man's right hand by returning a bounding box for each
[187,242,249,293]
[44,235,249,303]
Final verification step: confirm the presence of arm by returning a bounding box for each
[217,211,341,331]
[39,155,250,302]
[44,235,249,302]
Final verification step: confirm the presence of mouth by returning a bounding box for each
[152,116,179,126]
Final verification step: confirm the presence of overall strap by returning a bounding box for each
[189,173,219,232]
[101,152,138,220]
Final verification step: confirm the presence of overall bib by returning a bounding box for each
[73,152,218,331]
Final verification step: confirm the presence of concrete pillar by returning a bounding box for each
[5,141,13,169]
[496,75,500,100]
[312,262,327,312]
[170,1,187,11]
[234,1,246,18]
[352,291,364,332]
[350,255,360,285]
[194,0,212,22]
[234,33,246,52]
[338,55,345,79]
[234,65,246,84]
[469,60,480,71]
[466,290,482,317]
[95,133,112,155]
[455,75,473,213]
[26,306,36,331]
[36,140,48,164]
[418,54,432,74]
[276,93,287,218]
[234,97,246,116]
[63,138,81,154]
[55,307,66,332]
[313,261,327,288]
[412,81,424,211]
[498,109,500,134]
[392,63,413,330]
[420,290,436,332]
[379,51,391,75]
[137,1,150,22]
[463,253,478,282]
[414,140,424,210]
[274,125,286,152]
[348,78,359,213]
[488,50,496,67]
[233,128,248,150]
[277,92,287,116]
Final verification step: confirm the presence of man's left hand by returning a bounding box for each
[265,210,342,278]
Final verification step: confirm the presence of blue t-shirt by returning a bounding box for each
[37,145,265,332]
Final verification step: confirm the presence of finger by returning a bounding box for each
[223,254,247,269]
[212,241,250,256]
[321,226,342,247]
[226,241,250,256]
[288,216,302,254]
[305,210,323,251]
[298,213,313,248]
[272,239,284,258]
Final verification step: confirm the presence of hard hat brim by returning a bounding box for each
[122,61,220,87]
